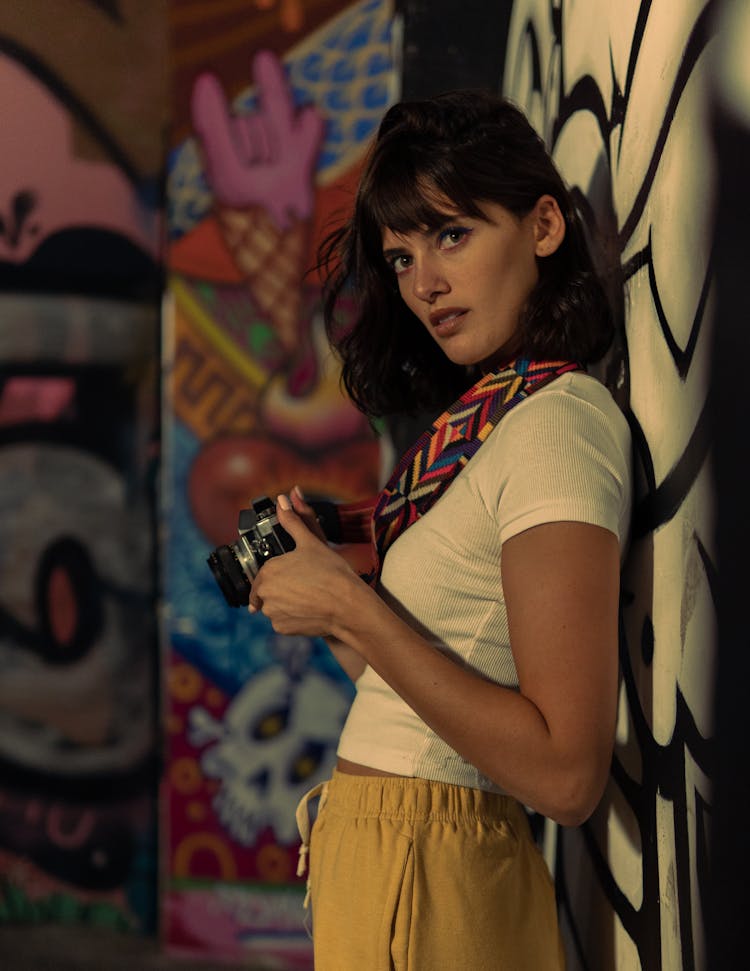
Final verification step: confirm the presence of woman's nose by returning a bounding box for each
[411,256,449,303]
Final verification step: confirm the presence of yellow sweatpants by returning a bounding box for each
[298,770,565,970]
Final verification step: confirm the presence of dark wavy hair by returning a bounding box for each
[320,90,614,417]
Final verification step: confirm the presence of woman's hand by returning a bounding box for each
[288,484,327,542]
[248,492,363,639]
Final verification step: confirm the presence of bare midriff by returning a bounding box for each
[336,757,404,778]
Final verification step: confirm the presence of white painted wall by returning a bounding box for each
[504,2,717,968]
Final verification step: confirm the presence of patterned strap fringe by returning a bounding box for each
[363,359,581,585]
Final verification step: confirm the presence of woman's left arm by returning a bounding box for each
[252,500,620,826]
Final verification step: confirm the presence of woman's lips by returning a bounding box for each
[429,307,468,336]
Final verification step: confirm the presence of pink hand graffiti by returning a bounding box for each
[191,49,323,231]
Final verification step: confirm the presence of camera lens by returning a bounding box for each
[207,544,251,607]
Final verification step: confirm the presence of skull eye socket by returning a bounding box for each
[252,707,290,740]
[289,741,326,785]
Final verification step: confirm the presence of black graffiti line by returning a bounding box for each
[618,0,655,150]
[551,74,611,162]
[644,229,714,379]
[610,750,645,818]
[617,613,661,961]
[631,394,712,538]
[618,605,714,786]
[663,691,715,971]
[508,20,543,99]
[694,791,711,962]
[624,236,709,378]
[626,406,657,502]
[617,1,718,249]
[694,532,718,608]
[622,244,650,282]
[578,815,647,947]
[0,36,143,188]
[524,20,543,93]
[672,739,696,971]
[613,616,714,968]
[611,658,654,818]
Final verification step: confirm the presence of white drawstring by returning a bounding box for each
[295,780,329,915]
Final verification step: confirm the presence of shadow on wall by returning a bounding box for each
[708,1,750,968]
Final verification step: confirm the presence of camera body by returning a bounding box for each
[207,496,295,607]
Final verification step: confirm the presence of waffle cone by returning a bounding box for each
[217,204,308,350]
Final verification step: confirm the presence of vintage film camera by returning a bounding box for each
[207,496,294,608]
[207,495,340,607]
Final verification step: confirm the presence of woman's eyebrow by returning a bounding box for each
[382,242,408,260]
[381,214,467,256]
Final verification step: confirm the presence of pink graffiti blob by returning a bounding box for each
[164,890,245,958]
[0,55,160,265]
[191,50,324,231]
[0,377,75,426]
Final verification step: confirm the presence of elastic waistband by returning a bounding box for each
[323,769,530,828]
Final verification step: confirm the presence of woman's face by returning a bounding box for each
[381,199,542,370]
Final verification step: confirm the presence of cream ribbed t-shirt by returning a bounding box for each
[337,372,633,792]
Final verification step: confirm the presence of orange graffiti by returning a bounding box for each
[252,0,304,32]
[168,662,203,703]
[170,757,203,795]
[256,843,293,883]
[172,832,238,881]
[187,801,208,823]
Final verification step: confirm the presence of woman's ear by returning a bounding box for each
[532,194,566,257]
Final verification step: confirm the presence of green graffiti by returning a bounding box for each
[0,879,132,931]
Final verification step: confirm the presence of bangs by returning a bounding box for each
[361,157,487,242]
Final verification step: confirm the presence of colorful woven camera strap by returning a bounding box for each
[346,359,581,585]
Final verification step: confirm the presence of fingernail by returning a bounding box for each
[293,484,305,501]
[277,493,291,511]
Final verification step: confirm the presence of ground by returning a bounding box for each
[0,925,278,970]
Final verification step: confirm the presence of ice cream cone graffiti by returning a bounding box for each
[215,204,308,352]
[191,50,324,356]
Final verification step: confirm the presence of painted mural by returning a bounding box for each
[163,1,395,964]
[0,0,165,934]
[502,1,716,968]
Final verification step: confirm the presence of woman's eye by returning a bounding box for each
[439,227,470,249]
[389,254,412,275]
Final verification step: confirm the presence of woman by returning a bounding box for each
[249,90,632,969]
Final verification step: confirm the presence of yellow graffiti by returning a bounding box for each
[173,275,266,389]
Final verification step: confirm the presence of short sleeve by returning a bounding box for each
[485,377,632,548]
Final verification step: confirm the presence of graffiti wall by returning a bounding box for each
[502,1,716,968]
[162,0,395,964]
[0,1,165,934]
